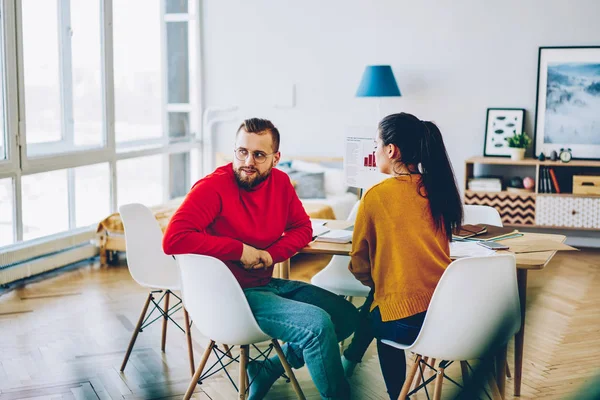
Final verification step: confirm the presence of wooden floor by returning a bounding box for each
[0,250,599,399]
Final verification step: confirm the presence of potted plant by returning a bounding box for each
[505,132,531,161]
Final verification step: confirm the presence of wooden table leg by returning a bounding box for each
[278,259,291,280]
[514,269,528,396]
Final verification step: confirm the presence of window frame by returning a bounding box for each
[0,0,204,247]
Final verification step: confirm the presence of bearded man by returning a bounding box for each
[163,118,357,400]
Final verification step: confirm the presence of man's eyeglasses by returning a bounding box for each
[234,148,276,164]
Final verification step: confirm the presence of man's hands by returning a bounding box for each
[240,244,274,270]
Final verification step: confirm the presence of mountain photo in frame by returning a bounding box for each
[483,108,526,157]
[534,46,600,160]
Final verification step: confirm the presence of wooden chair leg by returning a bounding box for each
[399,354,421,400]
[120,292,153,372]
[223,344,233,358]
[433,366,444,400]
[411,356,428,392]
[487,372,503,400]
[161,290,170,352]
[184,340,215,400]
[460,361,469,385]
[239,345,248,400]
[506,359,512,378]
[183,307,195,377]
[272,340,306,400]
[339,337,346,354]
[429,358,437,380]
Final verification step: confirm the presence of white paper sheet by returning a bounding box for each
[311,224,330,237]
[450,241,496,258]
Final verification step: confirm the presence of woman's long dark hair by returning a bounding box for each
[379,113,462,240]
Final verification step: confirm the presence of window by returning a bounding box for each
[74,163,110,228]
[0,177,13,246]
[0,0,202,251]
[22,170,69,241]
[113,0,162,146]
[117,155,165,208]
[166,0,188,14]
[70,0,103,149]
[0,12,6,162]
[21,0,62,147]
[22,0,104,156]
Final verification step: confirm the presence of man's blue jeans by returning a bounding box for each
[244,278,358,399]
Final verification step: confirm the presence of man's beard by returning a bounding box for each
[234,166,272,190]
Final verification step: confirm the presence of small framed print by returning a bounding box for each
[483,108,526,157]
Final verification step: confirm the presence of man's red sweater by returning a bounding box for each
[162,163,312,288]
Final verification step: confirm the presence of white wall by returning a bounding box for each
[202,0,600,185]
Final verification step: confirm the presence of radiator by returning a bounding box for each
[0,228,99,286]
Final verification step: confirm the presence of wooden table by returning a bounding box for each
[274,220,566,398]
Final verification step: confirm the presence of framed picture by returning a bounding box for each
[483,108,526,157]
[534,46,600,160]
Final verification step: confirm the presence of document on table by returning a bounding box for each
[312,224,330,237]
[314,230,353,244]
[450,241,496,258]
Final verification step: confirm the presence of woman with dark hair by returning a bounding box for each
[348,112,463,399]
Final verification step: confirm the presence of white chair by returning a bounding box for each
[463,204,516,382]
[463,204,503,227]
[311,201,370,298]
[118,203,196,376]
[177,254,306,400]
[383,255,521,400]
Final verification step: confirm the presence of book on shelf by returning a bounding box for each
[539,167,547,193]
[548,168,561,193]
[539,167,559,194]
[468,177,502,192]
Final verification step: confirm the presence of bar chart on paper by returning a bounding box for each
[363,151,377,167]
[344,136,387,189]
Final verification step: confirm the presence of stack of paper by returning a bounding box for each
[315,230,353,244]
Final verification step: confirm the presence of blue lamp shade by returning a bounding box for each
[356,65,401,97]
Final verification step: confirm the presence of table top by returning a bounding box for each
[302,220,567,270]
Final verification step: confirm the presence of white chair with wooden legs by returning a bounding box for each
[177,254,306,400]
[383,255,521,400]
[119,203,197,376]
[463,204,503,227]
[310,201,369,351]
[463,203,512,378]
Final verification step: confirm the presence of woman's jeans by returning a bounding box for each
[342,290,425,399]
[244,278,358,400]
[372,306,425,399]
